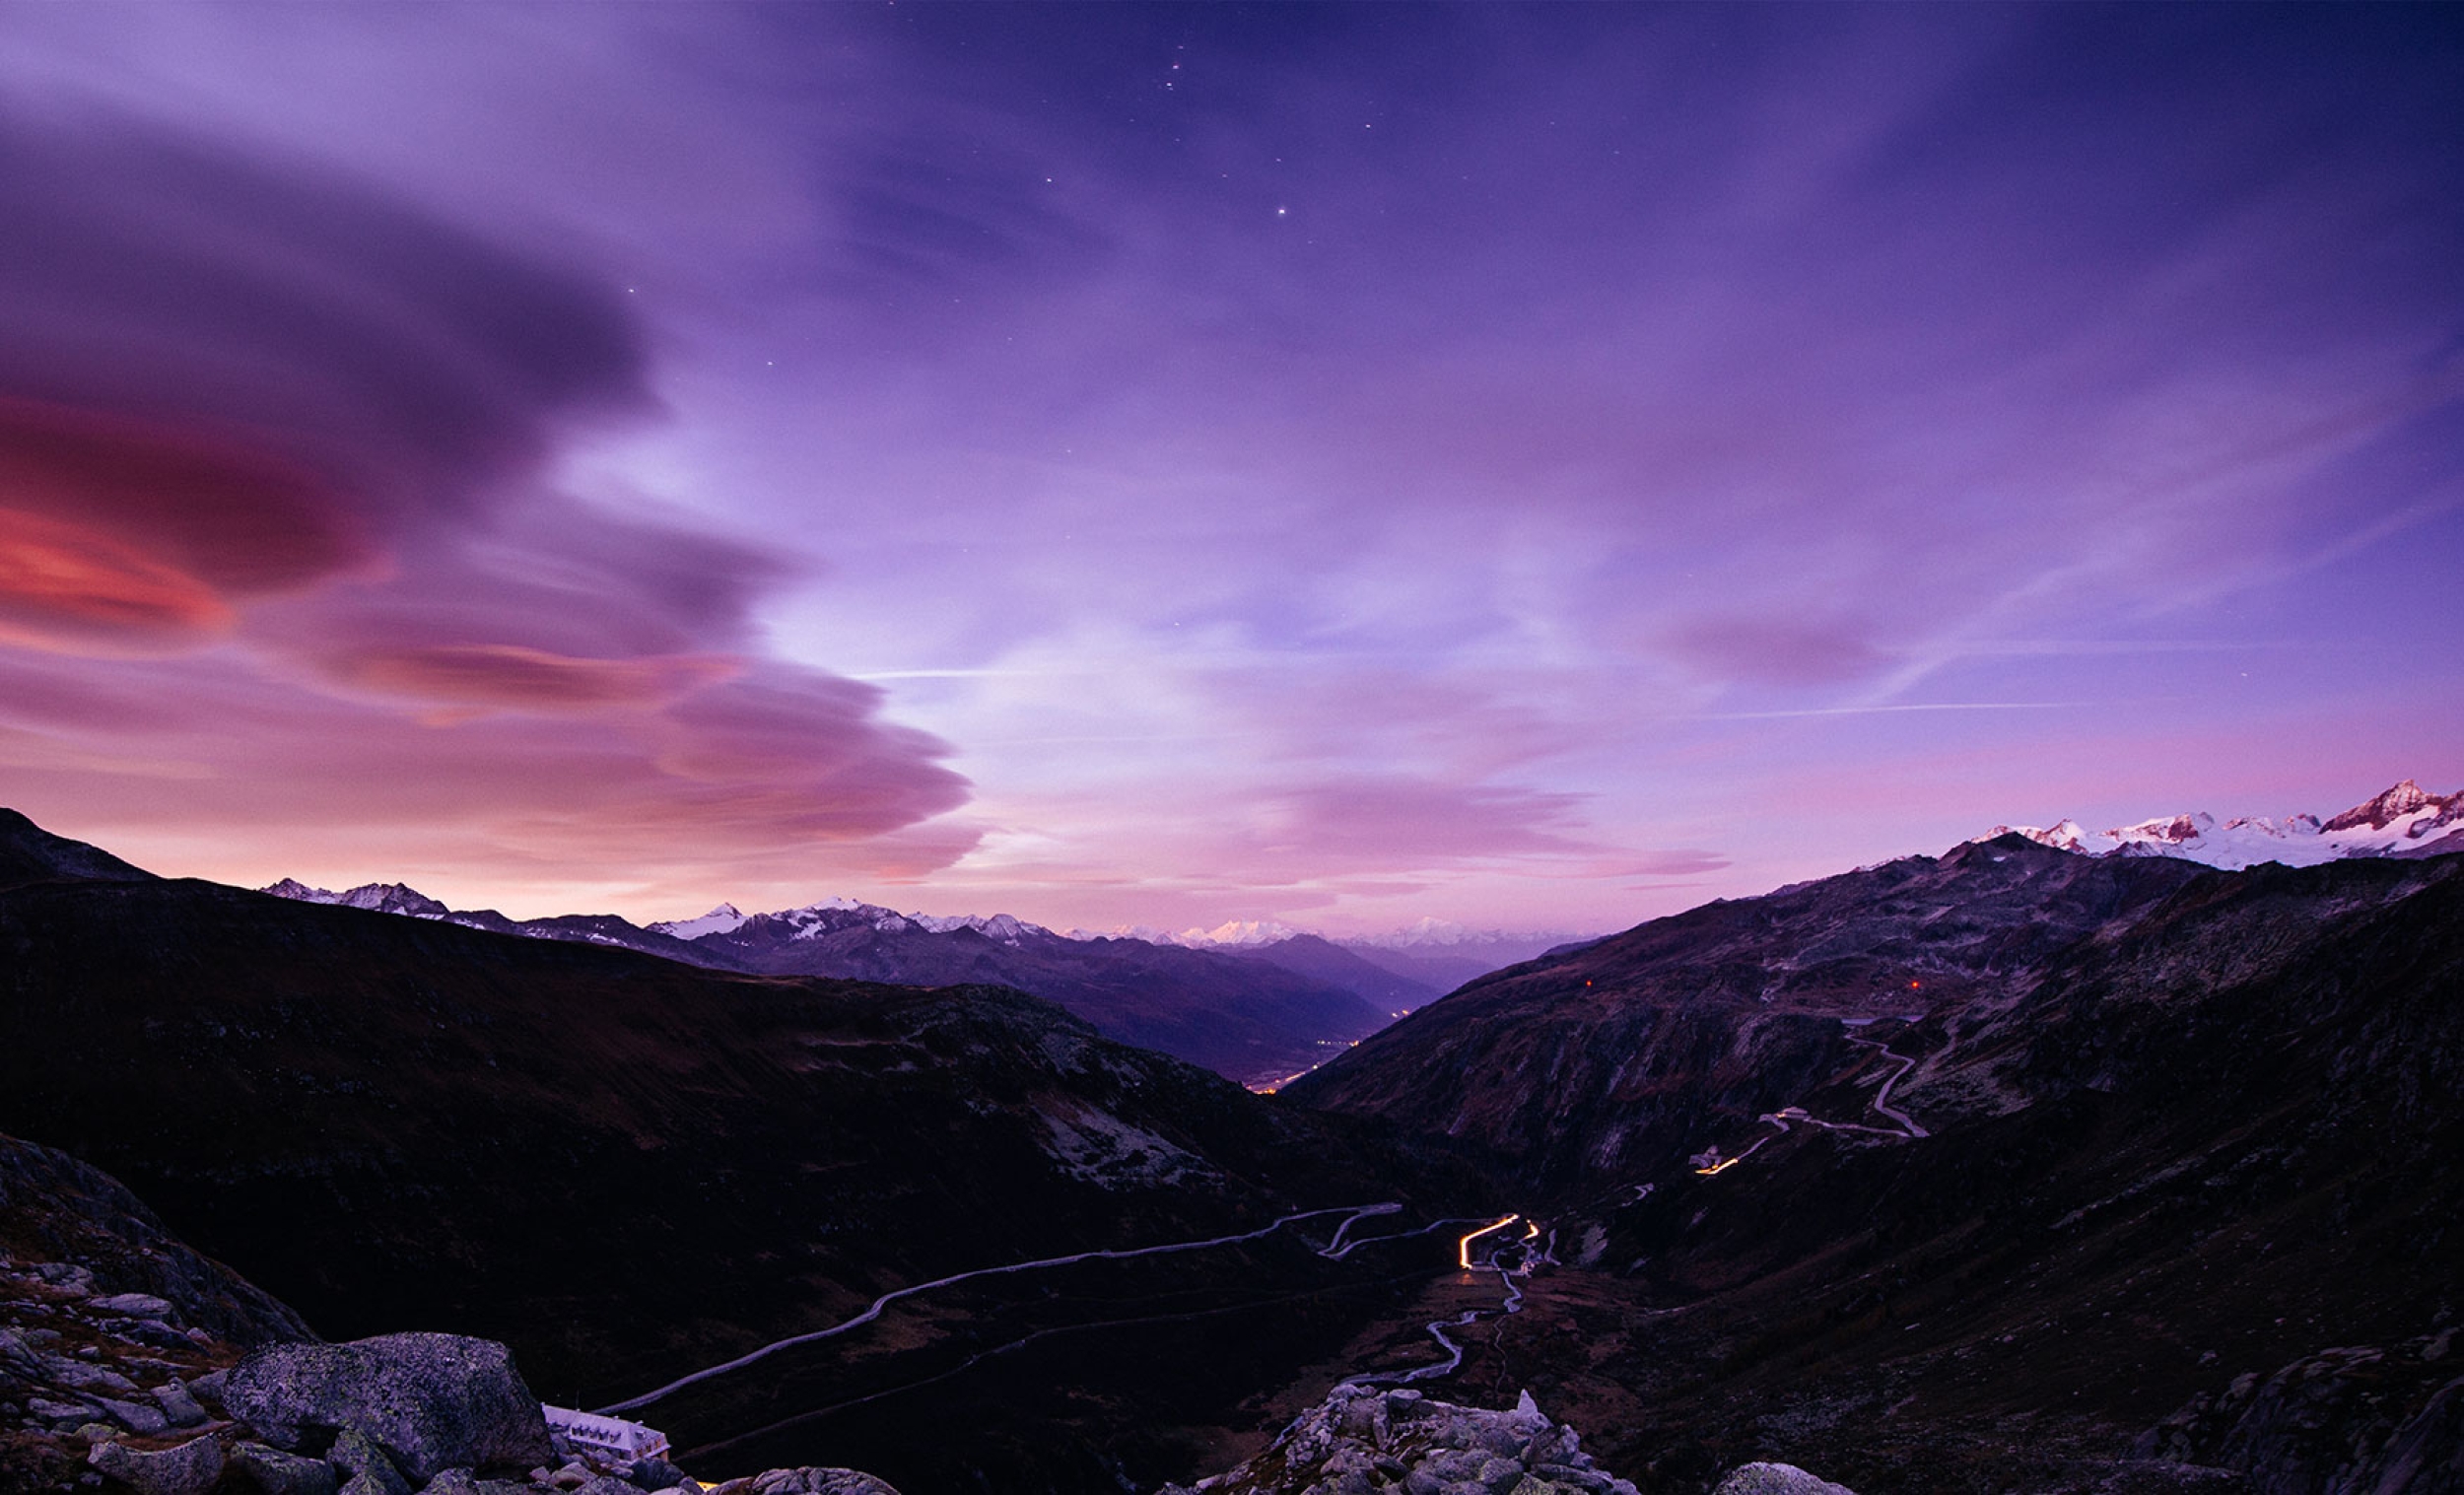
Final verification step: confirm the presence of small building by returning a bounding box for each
[542,1404,671,1463]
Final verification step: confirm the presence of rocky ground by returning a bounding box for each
[1155,1381,1861,1495]
[10,1315,908,1495]
[0,1125,911,1495]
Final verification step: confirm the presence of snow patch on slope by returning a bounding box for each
[1031,1096,1212,1190]
[647,903,747,939]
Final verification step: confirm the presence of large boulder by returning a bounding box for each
[709,1472,902,1495]
[223,1332,554,1484]
[1711,1465,1858,1495]
[230,1442,340,1495]
[87,1434,225,1495]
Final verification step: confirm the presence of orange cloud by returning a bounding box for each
[0,508,233,651]
[325,643,742,712]
[0,397,371,652]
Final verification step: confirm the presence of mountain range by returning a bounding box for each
[258,884,1439,1088]
[6,780,2462,1494]
[1985,777,2464,867]
[1289,785,2464,1490]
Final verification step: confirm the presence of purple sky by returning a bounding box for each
[0,4,2457,933]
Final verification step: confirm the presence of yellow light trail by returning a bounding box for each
[1457,1213,1520,1268]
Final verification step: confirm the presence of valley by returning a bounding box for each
[5,784,2462,1494]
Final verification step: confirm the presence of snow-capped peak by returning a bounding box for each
[1178,918,1307,947]
[906,911,1046,943]
[2322,779,2437,833]
[1986,820,2088,852]
[262,878,449,919]
[1972,781,2463,870]
[647,903,748,940]
[2107,812,2215,846]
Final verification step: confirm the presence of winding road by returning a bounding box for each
[1339,1217,1551,1388]
[1691,1029,1930,1178]
[598,1200,1431,1415]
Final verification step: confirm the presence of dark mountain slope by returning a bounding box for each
[0,809,157,890]
[261,882,1396,1086]
[1286,837,2207,1191]
[1280,844,2464,1491]
[0,858,1485,1491]
[1334,943,1500,993]
[692,915,1395,1086]
[1228,934,1442,1015]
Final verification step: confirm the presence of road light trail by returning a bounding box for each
[596,1201,1403,1414]
[1455,1214,1520,1267]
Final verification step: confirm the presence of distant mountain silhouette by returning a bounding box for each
[263,880,1398,1086]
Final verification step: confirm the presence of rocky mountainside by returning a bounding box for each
[1985,778,2464,868]
[1284,840,2464,1490]
[1285,836,2211,1192]
[0,812,1491,1494]
[262,883,1395,1087]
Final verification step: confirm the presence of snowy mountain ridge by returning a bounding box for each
[262,878,451,919]
[1983,779,2464,869]
[1066,916,1591,955]
[644,897,1053,947]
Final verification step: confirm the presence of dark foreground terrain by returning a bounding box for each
[0,811,1493,1492]
[10,801,2463,1493]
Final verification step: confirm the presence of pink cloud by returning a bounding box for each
[324,644,741,713]
[0,108,974,897]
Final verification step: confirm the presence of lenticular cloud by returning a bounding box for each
[0,109,971,885]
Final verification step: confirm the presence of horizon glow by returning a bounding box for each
[0,5,2457,934]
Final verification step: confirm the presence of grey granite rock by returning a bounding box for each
[709,1470,902,1495]
[86,1292,177,1322]
[1709,1464,1858,1495]
[152,1378,208,1427]
[629,1458,692,1491]
[87,1433,225,1495]
[224,1332,554,1483]
[27,1393,93,1424]
[329,1426,414,1495]
[232,1441,341,1495]
[1161,1384,1637,1495]
[94,1392,171,1434]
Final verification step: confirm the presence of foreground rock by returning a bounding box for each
[704,1472,902,1495]
[223,1332,555,1483]
[87,1434,223,1495]
[1709,1466,1857,1495]
[1160,1384,1866,1495]
[1161,1385,1640,1495]
[0,1130,311,1345]
[2137,1331,2464,1494]
[2,1133,918,1495]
